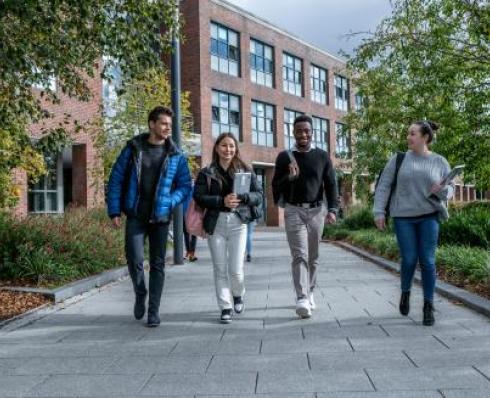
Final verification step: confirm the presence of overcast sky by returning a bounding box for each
[225,0,393,58]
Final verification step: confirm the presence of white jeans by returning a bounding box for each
[207,212,247,310]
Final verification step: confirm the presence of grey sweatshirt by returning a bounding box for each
[373,151,454,220]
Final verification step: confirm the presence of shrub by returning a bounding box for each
[0,208,125,287]
[341,206,375,230]
[440,202,490,249]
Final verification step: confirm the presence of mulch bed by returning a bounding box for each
[0,290,51,321]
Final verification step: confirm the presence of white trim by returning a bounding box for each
[212,0,346,64]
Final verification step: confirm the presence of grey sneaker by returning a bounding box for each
[296,297,311,319]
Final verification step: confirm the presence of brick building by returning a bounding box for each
[12,75,104,217]
[179,0,357,226]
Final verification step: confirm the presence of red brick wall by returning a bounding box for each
[181,0,355,225]
[12,71,104,217]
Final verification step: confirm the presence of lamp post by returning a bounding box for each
[171,0,183,265]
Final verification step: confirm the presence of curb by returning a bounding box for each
[2,266,129,303]
[329,240,490,318]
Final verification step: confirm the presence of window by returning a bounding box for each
[310,65,327,105]
[312,116,329,151]
[335,122,351,159]
[212,90,240,140]
[283,109,303,149]
[210,22,240,77]
[355,93,363,111]
[28,153,63,214]
[32,67,57,92]
[251,100,275,147]
[334,75,349,111]
[250,39,274,88]
[282,53,302,97]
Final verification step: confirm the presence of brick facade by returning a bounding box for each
[180,0,355,225]
[12,73,104,217]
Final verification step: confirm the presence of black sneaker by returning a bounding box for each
[220,309,232,324]
[399,291,410,316]
[423,301,435,326]
[246,254,251,262]
[233,296,244,314]
[134,293,147,320]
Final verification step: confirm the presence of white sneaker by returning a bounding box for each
[309,293,316,311]
[296,298,311,319]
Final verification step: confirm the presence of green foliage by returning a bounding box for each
[341,206,375,230]
[0,208,126,287]
[441,202,490,249]
[345,0,490,191]
[437,245,489,284]
[0,0,179,208]
[325,227,489,285]
[103,67,197,181]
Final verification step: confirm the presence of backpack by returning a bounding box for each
[375,151,405,218]
[185,176,211,238]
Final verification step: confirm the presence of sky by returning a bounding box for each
[225,0,393,58]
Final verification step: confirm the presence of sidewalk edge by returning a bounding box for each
[329,240,490,318]
[1,266,128,303]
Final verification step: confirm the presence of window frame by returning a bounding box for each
[282,52,303,97]
[211,89,241,141]
[312,116,329,151]
[335,122,351,159]
[334,74,349,112]
[251,100,275,147]
[310,64,328,105]
[210,22,240,77]
[28,152,64,214]
[250,38,274,88]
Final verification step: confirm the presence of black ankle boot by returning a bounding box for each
[399,291,410,316]
[133,293,147,320]
[423,301,435,326]
[147,269,165,327]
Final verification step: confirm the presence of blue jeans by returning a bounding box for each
[394,213,440,302]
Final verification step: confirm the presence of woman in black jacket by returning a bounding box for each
[193,132,262,323]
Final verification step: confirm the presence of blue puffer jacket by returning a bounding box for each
[106,133,192,223]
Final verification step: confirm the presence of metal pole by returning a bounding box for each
[171,0,184,265]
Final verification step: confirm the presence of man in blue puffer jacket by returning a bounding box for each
[107,106,192,327]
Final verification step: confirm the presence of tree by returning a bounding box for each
[345,0,490,191]
[0,0,179,208]
[100,67,196,183]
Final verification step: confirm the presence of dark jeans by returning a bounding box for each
[394,213,440,302]
[125,217,169,306]
[183,221,197,253]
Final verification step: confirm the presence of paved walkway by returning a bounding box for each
[1,230,489,397]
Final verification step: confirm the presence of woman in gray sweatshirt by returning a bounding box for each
[373,121,454,326]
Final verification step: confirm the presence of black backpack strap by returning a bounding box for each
[386,151,406,215]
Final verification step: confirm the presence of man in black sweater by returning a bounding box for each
[272,115,338,319]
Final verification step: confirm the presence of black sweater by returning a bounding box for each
[272,148,339,212]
